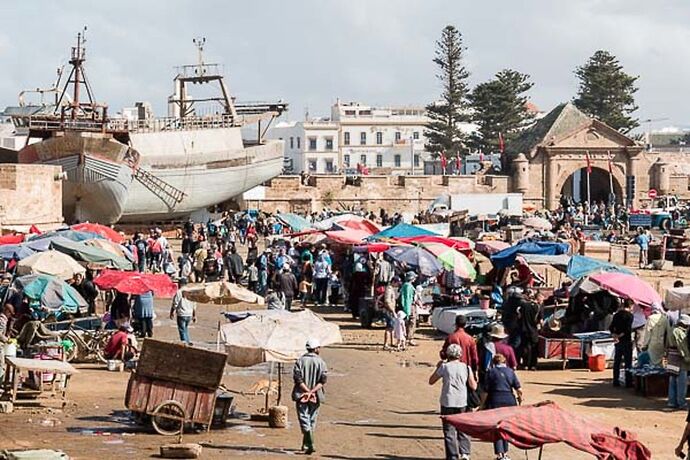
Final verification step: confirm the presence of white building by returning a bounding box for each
[267,101,431,174]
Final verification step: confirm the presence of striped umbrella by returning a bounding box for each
[437,248,477,280]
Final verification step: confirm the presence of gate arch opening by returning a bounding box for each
[560,166,623,205]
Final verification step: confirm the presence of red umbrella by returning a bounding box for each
[0,234,24,245]
[71,223,124,244]
[589,272,661,308]
[443,401,650,460]
[94,270,177,297]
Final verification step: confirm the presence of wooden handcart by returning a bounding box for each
[124,339,228,436]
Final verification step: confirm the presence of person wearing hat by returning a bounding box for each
[429,343,476,460]
[667,314,690,410]
[609,300,634,388]
[487,324,517,371]
[292,338,328,455]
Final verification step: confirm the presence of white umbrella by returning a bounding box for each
[17,250,85,280]
[523,216,553,231]
[181,281,264,305]
[220,310,342,367]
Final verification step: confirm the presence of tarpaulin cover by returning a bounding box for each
[567,255,632,280]
[490,241,570,269]
[71,223,123,243]
[50,239,133,271]
[0,234,25,245]
[368,223,437,240]
[94,269,177,297]
[666,286,690,311]
[519,253,571,269]
[443,401,651,460]
[476,240,511,256]
[396,235,472,252]
[276,213,313,232]
[325,229,372,245]
[590,272,661,308]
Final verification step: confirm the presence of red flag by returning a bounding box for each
[29,225,41,235]
[585,150,592,174]
[440,152,447,173]
[498,133,505,153]
[455,156,462,173]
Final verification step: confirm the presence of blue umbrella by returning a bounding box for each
[30,229,105,243]
[384,246,442,276]
[0,244,35,261]
[13,274,87,315]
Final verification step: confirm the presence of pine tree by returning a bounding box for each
[469,69,534,153]
[425,25,471,159]
[573,50,639,133]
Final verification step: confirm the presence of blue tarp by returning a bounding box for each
[368,223,437,240]
[566,254,633,279]
[491,241,570,269]
[276,213,313,232]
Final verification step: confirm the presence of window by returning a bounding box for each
[325,137,334,151]
[360,154,367,165]
[308,159,317,171]
[297,137,301,149]
[414,154,420,167]
[376,154,383,167]
[413,131,420,140]
[344,132,350,145]
[360,132,366,145]
[290,137,294,149]
[395,131,401,142]
[376,132,383,145]
[325,160,334,173]
[345,110,356,116]
[344,154,350,166]
[394,154,401,167]
[309,137,317,151]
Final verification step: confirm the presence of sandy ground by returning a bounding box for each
[0,297,685,460]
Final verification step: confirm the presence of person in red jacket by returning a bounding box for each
[440,315,479,377]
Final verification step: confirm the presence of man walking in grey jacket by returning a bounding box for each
[292,338,328,454]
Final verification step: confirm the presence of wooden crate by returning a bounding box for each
[137,339,227,390]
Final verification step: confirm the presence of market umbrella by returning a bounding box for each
[93,269,177,297]
[84,238,135,262]
[220,310,342,366]
[384,246,442,276]
[0,244,36,261]
[523,216,553,231]
[71,222,124,243]
[14,274,87,314]
[436,248,477,280]
[16,250,86,280]
[31,228,105,243]
[566,255,632,279]
[50,238,133,270]
[181,281,264,305]
[589,272,661,308]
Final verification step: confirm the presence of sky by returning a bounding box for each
[0,0,689,132]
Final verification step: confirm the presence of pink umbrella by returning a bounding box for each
[589,272,661,308]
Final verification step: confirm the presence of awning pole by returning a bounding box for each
[538,445,543,460]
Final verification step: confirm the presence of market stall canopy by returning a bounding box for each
[443,401,650,460]
[0,234,25,245]
[589,272,661,308]
[666,286,690,311]
[324,229,372,245]
[384,246,442,276]
[368,223,438,240]
[31,228,105,243]
[520,253,572,270]
[276,213,313,232]
[50,239,133,271]
[17,250,86,280]
[566,255,633,280]
[396,235,472,253]
[71,223,123,243]
[220,310,342,366]
[353,243,391,253]
[475,240,511,256]
[93,270,177,297]
[523,216,553,231]
[181,281,264,305]
[14,274,87,314]
[491,241,570,269]
[314,214,380,234]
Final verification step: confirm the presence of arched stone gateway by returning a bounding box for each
[559,166,624,205]
[508,102,655,210]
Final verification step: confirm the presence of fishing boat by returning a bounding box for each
[11,33,286,223]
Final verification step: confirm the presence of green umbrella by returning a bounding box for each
[49,238,133,270]
[14,274,88,314]
[437,248,477,281]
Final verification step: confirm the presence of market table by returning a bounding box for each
[2,356,77,407]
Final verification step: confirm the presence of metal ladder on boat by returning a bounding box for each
[133,167,186,210]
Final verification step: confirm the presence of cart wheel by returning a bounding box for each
[151,400,186,436]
